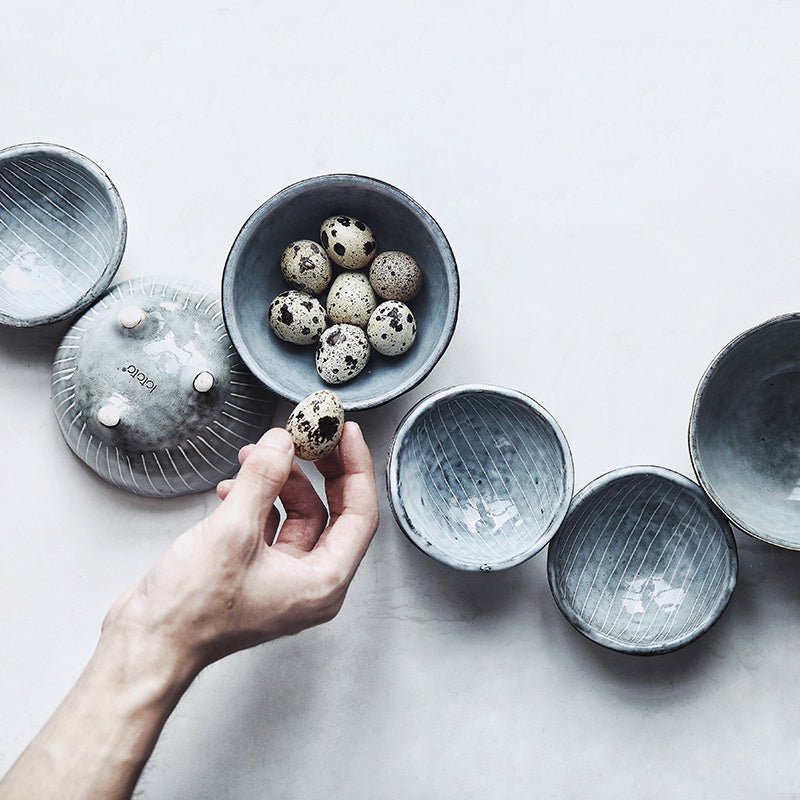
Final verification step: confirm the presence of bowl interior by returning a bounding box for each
[0,145,124,327]
[390,387,573,571]
[692,315,800,549]
[223,175,458,410]
[548,469,737,654]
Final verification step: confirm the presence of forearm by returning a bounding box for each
[0,629,197,800]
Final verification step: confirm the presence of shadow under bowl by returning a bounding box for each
[0,143,126,328]
[547,466,738,655]
[387,384,574,571]
[690,313,800,550]
[222,174,459,411]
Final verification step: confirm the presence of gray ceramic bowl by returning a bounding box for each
[52,277,275,497]
[387,385,574,571]
[690,314,800,550]
[222,174,459,411]
[0,142,126,328]
[547,466,737,655]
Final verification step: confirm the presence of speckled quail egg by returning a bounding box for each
[367,301,417,356]
[320,215,377,270]
[268,290,327,345]
[316,323,371,384]
[280,240,332,295]
[326,272,377,328]
[368,251,422,302]
[286,390,345,461]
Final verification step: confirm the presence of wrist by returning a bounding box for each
[91,623,200,710]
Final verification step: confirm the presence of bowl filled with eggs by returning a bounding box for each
[221,174,459,410]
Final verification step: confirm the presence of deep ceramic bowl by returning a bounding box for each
[222,174,459,411]
[547,466,737,655]
[690,314,800,550]
[387,385,574,571]
[0,143,126,328]
[52,277,275,497]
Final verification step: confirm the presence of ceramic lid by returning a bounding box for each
[0,142,126,328]
[51,277,276,497]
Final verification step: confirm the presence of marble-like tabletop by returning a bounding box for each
[2,2,799,797]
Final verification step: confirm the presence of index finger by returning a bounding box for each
[311,421,379,576]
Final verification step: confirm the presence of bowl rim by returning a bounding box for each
[688,312,800,551]
[386,383,575,572]
[0,141,127,329]
[547,464,739,656]
[221,173,460,411]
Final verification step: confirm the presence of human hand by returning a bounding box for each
[102,421,379,678]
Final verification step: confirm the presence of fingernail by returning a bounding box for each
[260,427,294,453]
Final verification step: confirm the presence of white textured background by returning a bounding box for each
[2,2,800,797]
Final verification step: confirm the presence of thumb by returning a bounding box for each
[217,428,294,530]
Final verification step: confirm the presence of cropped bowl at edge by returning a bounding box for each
[690,313,800,550]
[222,174,459,411]
[0,142,126,328]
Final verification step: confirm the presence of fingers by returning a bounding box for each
[238,444,255,465]
[310,421,379,579]
[218,453,328,552]
[216,445,257,500]
[215,428,294,532]
[273,462,328,552]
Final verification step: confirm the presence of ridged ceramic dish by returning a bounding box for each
[690,314,800,550]
[547,466,738,655]
[51,277,275,497]
[222,174,459,411]
[387,384,574,571]
[0,142,126,328]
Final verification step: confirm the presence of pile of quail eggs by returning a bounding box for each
[268,215,422,385]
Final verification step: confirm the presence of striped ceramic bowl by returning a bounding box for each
[0,142,126,328]
[387,384,574,571]
[547,466,738,655]
[51,277,275,497]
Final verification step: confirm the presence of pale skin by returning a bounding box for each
[0,422,379,800]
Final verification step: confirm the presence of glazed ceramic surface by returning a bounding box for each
[51,277,275,497]
[222,174,459,411]
[0,143,126,327]
[690,314,800,550]
[547,467,738,655]
[387,385,574,571]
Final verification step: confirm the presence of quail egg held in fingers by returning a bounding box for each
[367,301,417,356]
[368,251,422,302]
[268,290,327,345]
[280,240,332,295]
[286,390,345,461]
[326,272,377,328]
[316,324,371,384]
[320,215,377,270]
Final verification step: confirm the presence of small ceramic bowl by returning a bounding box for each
[222,174,459,411]
[547,466,737,655]
[690,314,800,550]
[387,385,574,571]
[52,277,275,497]
[0,143,126,328]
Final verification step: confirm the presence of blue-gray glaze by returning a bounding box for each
[387,385,574,572]
[52,277,276,497]
[690,313,800,550]
[222,174,459,411]
[0,143,126,328]
[547,466,738,655]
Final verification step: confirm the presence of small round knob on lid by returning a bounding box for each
[193,371,215,393]
[118,306,145,329]
[97,404,121,427]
